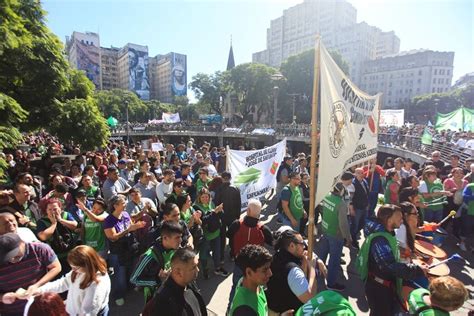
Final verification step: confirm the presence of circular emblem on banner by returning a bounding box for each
[328,101,348,158]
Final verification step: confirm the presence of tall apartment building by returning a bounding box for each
[117,44,150,100]
[100,47,119,90]
[360,50,454,109]
[65,31,102,89]
[65,31,186,102]
[149,52,187,103]
[252,0,400,84]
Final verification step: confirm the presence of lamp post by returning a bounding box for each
[125,101,130,145]
[271,72,285,126]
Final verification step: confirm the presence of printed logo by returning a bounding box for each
[329,101,348,158]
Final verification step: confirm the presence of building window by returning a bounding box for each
[447,70,450,75]
[432,88,435,93]
[434,69,437,75]
[433,78,436,84]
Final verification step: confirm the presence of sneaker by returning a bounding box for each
[327,283,346,292]
[115,298,125,306]
[214,267,230,277]
[458,242,467,251]
[203,269,209,280]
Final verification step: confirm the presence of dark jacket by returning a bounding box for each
[352,178,369,210]
[213,183,241,226]
[149,276,207,316]
[364,219,424,282]
[265,249,303,313]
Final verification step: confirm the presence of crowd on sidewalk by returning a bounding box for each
[0,131,471,315]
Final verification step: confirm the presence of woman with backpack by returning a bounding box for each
[193,188,228,279]
[36,198,78,274]
[34,245,111,316]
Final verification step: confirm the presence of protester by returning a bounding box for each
[0,233,61,316]
[351,168,369,249]
[23,292,68,316]
[76,198,109,258]
[35,245,111,316]
[279,172,305,231]
[0,213,38,242]
[144,248,206,316]
[419,168,452,223]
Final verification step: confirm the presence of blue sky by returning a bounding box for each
[43,0,473,95]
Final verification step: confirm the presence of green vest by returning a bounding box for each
[194,202,220,240]
[295,290,356,316]
[85,186,98,199]
[356,231,402,298]
[180,208,193,225]
[424,180,444,211]
[196,178,211,193]
[321,194,342,237]
[230,278,267,316]
[83,214,107,252]
[466,183,474,216]
[384,179,394,204]
[287,184,304,220]
[408,288,450,316]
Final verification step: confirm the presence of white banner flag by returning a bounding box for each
[317,41,380,206]
[380,109,404,127]
[162,112,181,123]
[228,139,287,210]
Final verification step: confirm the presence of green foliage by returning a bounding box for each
[95,89,148,122]
[62,69,96,100]
[189,72,227,115]
[173,95,189,106]
[178,104,200,122]
[50,98,110,150]
[143,100,178,120]
[280,49,350,123]
[227,63,279,123]
[0,0,69,130]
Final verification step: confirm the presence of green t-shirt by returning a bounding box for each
[196,178,211,194]
[180,208,193,225]
[195,202,220,240]
[230,278,267,316]
[408,288,450,316]
[83,212,108,252]
[296,290,356,316]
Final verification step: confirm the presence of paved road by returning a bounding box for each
[111,196,474,315]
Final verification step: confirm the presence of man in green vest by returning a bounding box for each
[419,168,452,223]
[230,244,293,316]
[295,290,356,316]
[357,204,428,316]
[408,276,467,316]
[280,172,305,231]
[319,182,351,292]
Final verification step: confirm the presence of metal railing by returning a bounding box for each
[378,133,473,165]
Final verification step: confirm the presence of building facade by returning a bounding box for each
[66,31,186,102]
[252,0,400,84]
[65,31,102,89]
[360,49,454,109]
[149,52,187,103]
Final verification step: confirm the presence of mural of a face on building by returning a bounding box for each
[129,48,150,100]
[171,53,187,96]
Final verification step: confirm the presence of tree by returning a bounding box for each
[62,69,96,100]
[173,95,189,106]
[189,72,227,115]
[280,49,350,123]
[0,0,70,130]
[95,89,148,122]
[50,99,110,150]
[226,63,279,123]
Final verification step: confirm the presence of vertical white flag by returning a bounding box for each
[316,42,380,206]
[228,139,287,210]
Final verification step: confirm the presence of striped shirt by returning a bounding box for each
[0,242,57,315]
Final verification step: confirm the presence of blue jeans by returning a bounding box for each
[350,208,367,241]
[280,213,301,231]
[318,234,344,286]
[108,254,128,300]
[199,236,221,270]
[97,304,109,316]
[227,265,243,312]
[424,209,443,223]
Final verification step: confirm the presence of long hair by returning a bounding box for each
[377,204,401,228]
[196,187,211,205]
[67,245,107,290]
[399,202,415,252]
[27,292,68,316]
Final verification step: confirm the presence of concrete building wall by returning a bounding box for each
[100,47,119,90]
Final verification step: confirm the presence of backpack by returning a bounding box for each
[40,213,77,254]
[232,219,265,257]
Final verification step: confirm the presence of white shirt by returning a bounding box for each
[455,138,467,148]
[207,164,218,178]
[17,227,38,243]
[395,223,408,249]
[39,271,110,316]
[156,180,173,205]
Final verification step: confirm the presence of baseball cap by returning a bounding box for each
[118,159,127,164]
[0,233,22,264]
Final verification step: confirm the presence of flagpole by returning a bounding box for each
[369,95,381,192]
[307,36,321,261]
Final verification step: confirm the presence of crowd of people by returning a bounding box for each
[0,130,472,316]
